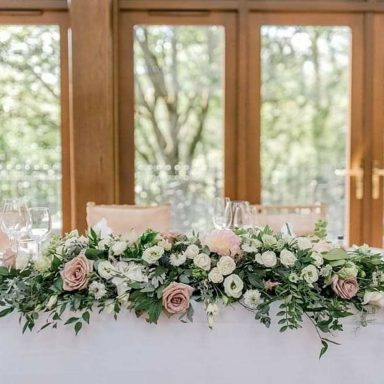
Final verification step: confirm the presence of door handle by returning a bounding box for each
[372,162,384,199]
[335,166,364,200]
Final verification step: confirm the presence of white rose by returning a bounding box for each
[208,267,224,283]
[260,251,277,268]
[261,234,277,248]
[363,291,384,307]
[223,274,244,298]
[111,241,127,256]
[169,252,187,267]
[296,237,312,250]
[158,239,172,251]
[193,253,211,271]
[185,244,200,259]
[15,252,30,271]
[216,256,236,276]
[34,256,51,273]
[89,281,107,299]
[301,265,319,285]
[243,289,262,309]
[280,249,297,267]
[142,245,164,264]
[311,252,324,268]
[97,260,115,280]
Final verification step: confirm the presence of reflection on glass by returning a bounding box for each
[0,26,62,233]
[261,26,351,239]
[134,25,225,231]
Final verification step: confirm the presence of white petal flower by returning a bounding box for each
[301,265,319,285]
[169,252,187,267]
[217,256,236,276]
[158,239,172,251]
[193,253,211,271]
[288,272,300,283]
[89,281,107,299]
[223,274,244,298]
[97,260,115,280]
[15,252,30,271]
[184,244,200,259]
[46,295,58,310]
[296,237,312,250]
[243,289,262,309]
[260,251,277,268]
[111,241,127,256]
[97,238,111,251]
[280,249,297,268]
[34,255,51,273]
[363,291,384,307]
[142,245,164,264]
[311,252,324,268]
[208,267,224,283]
[261,234,277,248]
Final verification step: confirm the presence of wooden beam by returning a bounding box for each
[69,0,116,232]
[0,0,67,11]
[119,0,240,11]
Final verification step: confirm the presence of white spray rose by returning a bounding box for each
[142,245,164,264]
[223,274,244,298]
[111,241,127,256]
[184,244,200,259]
[217,256,236,276]
[97,260,115,280]
[363,291,384,307]
[280,249,297,267]
[169,252,187,267]
[301,265,319,285]
[260,251,277,268]
[208,267,224,283]
[296,237,312,250]
[89,281,107,299]
[243,289,262,309]
[193,253,211,271]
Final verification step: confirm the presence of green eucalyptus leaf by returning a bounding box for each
[323,248,349,261]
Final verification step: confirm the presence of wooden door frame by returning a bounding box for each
[0,11,71,233]
[118,11,238,204]
[248,12,365,245]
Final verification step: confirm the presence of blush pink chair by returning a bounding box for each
[86,202,171,235]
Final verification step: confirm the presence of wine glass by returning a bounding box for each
[213,197,232,229]
[29,207,51,256]
[1,198,31,251]
[231,201,252,228]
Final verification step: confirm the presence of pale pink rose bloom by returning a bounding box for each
[162,282,194,314]
[2,248,16,269]
[60,254,93,291]
[201,229,241,257]
[331,275,359,299]
[264,280,280,291]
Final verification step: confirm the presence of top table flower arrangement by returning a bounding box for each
[0,221,383,357]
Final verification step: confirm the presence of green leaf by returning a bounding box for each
[0,307,14,317]
[85,248,107,260]
[52,277,63,292]
[319,340,329,359]
[51,256,62,270]
[82,311,90,324]
[64,317,78,325]
[74,321,82,335]
[323,249,349,261]
[147,300,163,324]
[0,266,10,276]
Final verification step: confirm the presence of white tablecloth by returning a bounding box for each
[0,303,383,384]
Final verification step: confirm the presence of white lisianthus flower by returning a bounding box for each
[260,251,277,268]
[255,253,263,264]
[311,252,324,268]
[208,267,224,283]
[223,274,244,298]
[158,239,172,251]
[184,244,200,259]
[34,256,51,273]
[242,242,258,253]
[243,289,262,309]
[363,291,384,307]
[126,263,148,282]
[288,272,300,283]
[301,265,319,285]
[142,245,164,264]
[217,256,236,276]
[280,249,297,267]
[111,241,127,256]
[261,234,277,248]
[89,281,107,299]
[46,295,58,310]
[120,230,138,244]
[296,237,312,250]
[193,253,211,271]
[97,260,115,280]
[169,252,187,267]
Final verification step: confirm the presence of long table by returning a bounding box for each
[1,303,383,384]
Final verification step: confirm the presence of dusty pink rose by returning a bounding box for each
[60,254,93,291]
[162,282,194,314]
[201,229,241,257]
[2,248,16,269]
[331,275,359,299]
[264,280,280,291]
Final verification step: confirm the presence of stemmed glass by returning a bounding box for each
[29,207,51,257]
[213,197,232,229]
[1,198,31,251]
[231,201,252,228]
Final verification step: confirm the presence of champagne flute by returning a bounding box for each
[29,207,51,256]
[232,201,252,228]
[1,198,31,251]
[213,197,232,229]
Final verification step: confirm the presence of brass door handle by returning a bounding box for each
[372,162,384,199]
[335,166,364,200]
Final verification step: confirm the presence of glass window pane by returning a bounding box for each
[260,26,351,239]
[0,25,62,232]
[134,25,225,231]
